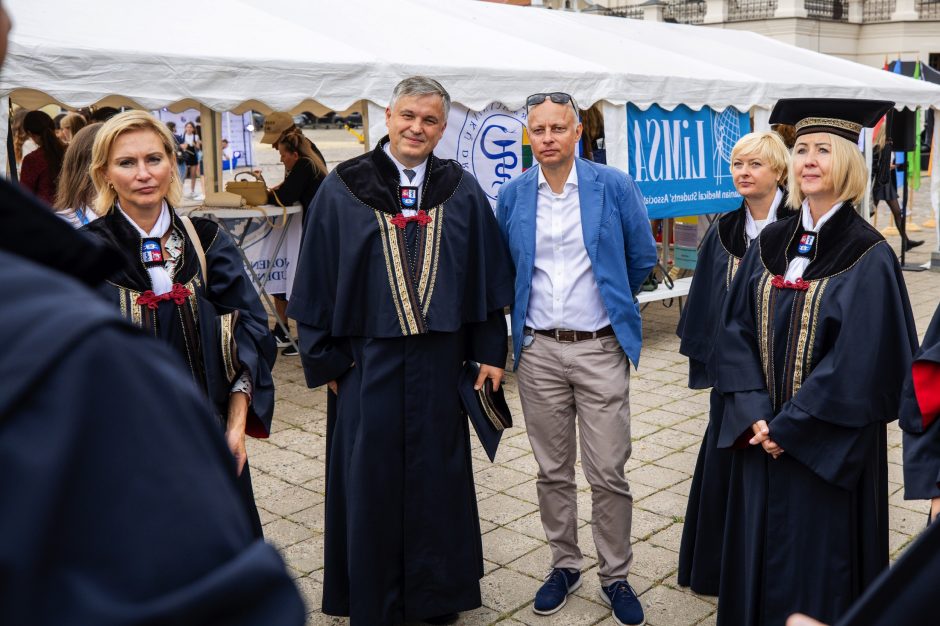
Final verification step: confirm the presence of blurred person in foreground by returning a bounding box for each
[714,98,917,625]
[287,76,513,625]
[0,2,304,623]
[53,121,102,227]
[676,131,793,596]
[82,110,276,537]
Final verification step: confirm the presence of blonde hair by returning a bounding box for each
[60,112,87,141]
[90,110,182,215]
[729,131,789,185]
[787,132,868,210]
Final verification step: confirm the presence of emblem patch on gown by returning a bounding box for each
[400,186,418,209]
[141,237,164,267]
[796,233,816,257]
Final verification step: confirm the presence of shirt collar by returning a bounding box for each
[801,198,843,232]
[537,162,579,192]
[744,187,783,241]
[382,142,428,184]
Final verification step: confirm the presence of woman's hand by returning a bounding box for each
[749,420,784,459]
[475,364,504,392]
[226,391,249,476]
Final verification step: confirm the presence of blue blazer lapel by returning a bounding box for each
[576,160,604,259]
[517,170,539,286]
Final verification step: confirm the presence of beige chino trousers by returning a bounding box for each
[516,332,635,585]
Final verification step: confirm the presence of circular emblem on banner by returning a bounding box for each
[456,104,528,202]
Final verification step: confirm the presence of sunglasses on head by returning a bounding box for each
[526,92,579,113]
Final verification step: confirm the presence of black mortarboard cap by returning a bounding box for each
[769,98,894,143]
[458,361,513,463]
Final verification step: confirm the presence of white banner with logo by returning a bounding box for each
[226,214,303,298]
[435,102,533,207]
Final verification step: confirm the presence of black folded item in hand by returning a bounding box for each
[458,361,512,462]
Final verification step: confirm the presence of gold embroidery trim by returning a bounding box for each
[374,211,409,334]
[756,271,775,407]
[220,312,237,382]
[795,117,862,134]
[418,205,444,316]
[791,277,829,397]
[726,255,742,290]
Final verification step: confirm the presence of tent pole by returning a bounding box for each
[200,106,223,194]
[1,96,12,181]
[365,100,386,153]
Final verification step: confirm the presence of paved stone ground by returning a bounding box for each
[244,131,940,625]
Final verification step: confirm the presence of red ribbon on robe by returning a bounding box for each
[390,210,432,230]
[771,275,810,291]
[137,283,193,309]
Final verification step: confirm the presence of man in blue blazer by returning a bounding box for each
[496,93,657,626]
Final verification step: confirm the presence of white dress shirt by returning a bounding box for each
[744,188,784,242]
[383,142,427,217]
[783,199,842,282]
[525,164,611,332]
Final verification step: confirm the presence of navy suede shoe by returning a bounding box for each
[533,568,581,615]
[599,580,645,625]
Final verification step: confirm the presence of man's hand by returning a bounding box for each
[475,364,504,392]
[226,392,249,476]
[930,496,940,523]
[327,380,338,395]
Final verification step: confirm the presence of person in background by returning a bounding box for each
[180,121,202,199]
[676,131,793,596]
[82,110,276,538]
[89,106,119,123]
[20,110,66,206]
[59,111,87,145]
[496,91,657,626]
[53,122,102,228]
[259,110,327,167]
[267,127,328,355]
[714,98,917,625]
[871,120,923,251]
[166,120,186,181]
[53,112,66,142]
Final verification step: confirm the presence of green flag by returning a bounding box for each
[909,62,922,190]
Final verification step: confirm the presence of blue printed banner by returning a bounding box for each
[627,104,750,219]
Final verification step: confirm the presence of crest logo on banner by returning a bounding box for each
[627,103,749,218]
[437,103,533,205]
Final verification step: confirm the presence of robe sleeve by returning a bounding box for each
[901,302,940,499]
[204,226,277,438]
[465,309,508,368]
[677,224,724,389]
[295,320,354,389]
[714,244,774,448]
[785,244,917,429]
[617,176,658,296]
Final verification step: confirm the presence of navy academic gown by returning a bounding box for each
[287,140,514,625]
[900,302,940,501]
[675,195,792,595]
[714,204,917,626]
[84,208,277,537]
[0,184,304,625]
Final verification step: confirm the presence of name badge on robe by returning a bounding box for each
[400,186,418,209]
[796,232,817,258]
[141,237,164,267]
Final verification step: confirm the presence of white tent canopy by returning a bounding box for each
[6,0,940,114]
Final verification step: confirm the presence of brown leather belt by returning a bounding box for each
[529,325,615,343]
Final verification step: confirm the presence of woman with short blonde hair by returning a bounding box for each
[83,110,275,539]
[677,129,794,596]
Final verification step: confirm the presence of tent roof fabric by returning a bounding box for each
[4,0,940,114]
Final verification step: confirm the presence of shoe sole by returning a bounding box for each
[597,589,645,626]
[532,577,582,615]
[275,338,292,348]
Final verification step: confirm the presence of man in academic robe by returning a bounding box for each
[286,76,514,626]
[0,160,304,624]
